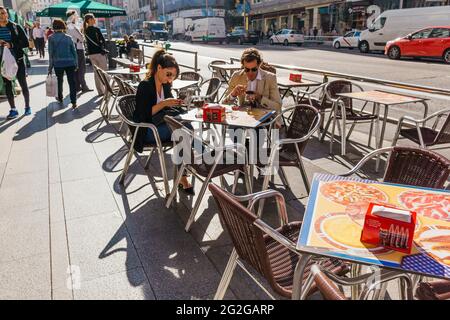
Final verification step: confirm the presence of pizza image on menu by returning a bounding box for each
[399,191,450,222]
[415,225,450,266]
[320,181,388,206]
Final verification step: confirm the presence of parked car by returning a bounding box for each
[333,30,361,49]
[143,21,168,42]
[385,26,450,63]
[226,28,258,45]
[269,29,304,46]
[188,17,226,43]
[100,28,119,39]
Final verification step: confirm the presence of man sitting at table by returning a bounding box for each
[222,48,282,127]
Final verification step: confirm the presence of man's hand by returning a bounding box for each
[231,85,245,97]
[0,40,10,48]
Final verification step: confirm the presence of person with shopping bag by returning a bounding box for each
[48,19,78,109]
[0,6,31,120]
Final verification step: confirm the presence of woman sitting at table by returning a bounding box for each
[134,49,194,194]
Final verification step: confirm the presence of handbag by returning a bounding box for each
[1,47,18,80]
[152,106,187,126]
[46,74,57,97]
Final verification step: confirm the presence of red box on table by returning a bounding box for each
[129,64,141,72]
[202,104,226,123]
[289,73,302,82]
[360,202,416,254]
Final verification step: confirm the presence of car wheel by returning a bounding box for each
[444,49,450,64]
[269,39,274,45]
[359,41,369,53]
[283,39,289,46]
[334,41,341,49]
[387,46,401,60]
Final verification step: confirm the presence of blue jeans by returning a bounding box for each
[144,123,172,144]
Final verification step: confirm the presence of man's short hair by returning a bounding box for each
[52,19,66,31]
[240,48,262,65]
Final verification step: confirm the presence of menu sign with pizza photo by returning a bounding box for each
[298,173,450,279]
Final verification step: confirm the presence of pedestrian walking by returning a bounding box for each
[33,21,45,58]
[48,19,78,109]
[0,6,31,120]
[313,26,318,40]
[66,10,92,93]
[83,13,108,96]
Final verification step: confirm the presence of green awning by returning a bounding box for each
[319,7,329,14]
[36,0,126,18]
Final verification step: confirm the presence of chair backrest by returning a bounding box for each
[434,113,450,145]
[113,76,129,96]
[259,62,276,74]
[285,104,320,155]
[116,94,136,128]
[208,60,227,82]
[208,183,273,281]
[203,77,221,103]
[324,80,353,110]
[98,69,115,95]
[123,81,137,95]
[180,71,203,83]
[384,146,450,189]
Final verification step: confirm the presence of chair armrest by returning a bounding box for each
[297,82,326,97]
[254,219,299,254]
[340,147,394,177]
[274,112,321,146]
[230,189,289,225]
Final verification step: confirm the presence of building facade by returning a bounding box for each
[248,0,449,35]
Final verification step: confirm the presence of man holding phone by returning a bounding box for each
[0,6,31,120]
[222,47,282,126]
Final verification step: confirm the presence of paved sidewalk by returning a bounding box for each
[0,54,448,300]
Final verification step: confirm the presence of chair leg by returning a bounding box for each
[231,170,239,194]
[185,175,212,232]
[144,148,155,170]
[119,147,135,184]
[157,146,170,196]
[243,166,252,194]
[330,115,337,154]
[166,164,185,208]
[256,166,272,218]
[214,249,238,300]
[320,113,333,142]
[298,157,310,194]
[341,117,346,156]
[279,166,291,190]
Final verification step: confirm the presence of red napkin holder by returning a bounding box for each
[130,64,141,72]
[289,73,302,82]
[203,104,226,123]
[360,203,416,254]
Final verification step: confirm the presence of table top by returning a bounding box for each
[297,173,450,280]
[210,63,242,71]
[277,77,321,88]
[337,90,427,106]
[177,104,275,128]
[106,68,148,76]
[172,79,199,91]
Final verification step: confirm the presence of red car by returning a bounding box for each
[385,26,450,63]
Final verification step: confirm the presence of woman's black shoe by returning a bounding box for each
[178,183,195,195]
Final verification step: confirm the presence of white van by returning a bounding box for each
[172,17,192,40]
[187,17,226,43]
[359,6,450,53]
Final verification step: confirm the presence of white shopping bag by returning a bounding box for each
[1,47,18,80]
[46,74,57,97]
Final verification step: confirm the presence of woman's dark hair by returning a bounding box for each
[52,19,66,31]
[146,49,179,80]
[240,47,262,65]
[83,13,94,34]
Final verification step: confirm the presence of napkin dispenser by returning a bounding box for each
[289,73,302,82]
[129,64,141,72]
[361,203,416,254]
[203,104,226,123]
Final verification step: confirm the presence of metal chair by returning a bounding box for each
[208,59,228,83]
[96,68,121,121]
[114,76,137,134]
[257,104,321,197]
[177,71,204,99]
[116,95,171,195]
[129,47,144,65]
[341,146,450,189]
[392,109,450,149]
[208,184,350,300]
[164,115,252,232]
[92,65,109,117]
[186,77,222,105]
[319,80,378,155]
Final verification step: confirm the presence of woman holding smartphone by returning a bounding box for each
[134,49,194,194]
